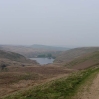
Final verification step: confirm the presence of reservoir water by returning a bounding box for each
[30,58,55,65]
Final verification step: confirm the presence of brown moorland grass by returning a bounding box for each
[3,66,99,99]
[0,65,73,98]
[55,47,99,64]
[65,51,99,70]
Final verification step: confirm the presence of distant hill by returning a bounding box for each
[31,44,69,51]
[0,45,68,58]
[54,47,99,64]
[65,51,99,69]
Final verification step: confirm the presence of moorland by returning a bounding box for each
[0,45,99,99]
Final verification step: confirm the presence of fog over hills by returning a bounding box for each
[0,44,69,58]
[30,44,69,51]
[0,0,99,99]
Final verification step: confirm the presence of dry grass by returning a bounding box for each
[0,65,73,98]
[65,51,99,70]
[55,47,99,64]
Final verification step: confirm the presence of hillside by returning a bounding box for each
[2,66,99,99]
[0,50,26,62]
[55,47,99,64]
[65,51,99,69]
[0,50,37,66]
[1,49,99,99]
[0,45,64,58]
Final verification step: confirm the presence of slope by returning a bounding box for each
[0,45,63,58]
[65,51,99,69]
[0,50,37,65]
[2,66,99,99]
[55,47,99,64]
[0,50,26,62]
[2,50,99,99]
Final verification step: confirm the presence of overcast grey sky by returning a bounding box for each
[0,0,99,47]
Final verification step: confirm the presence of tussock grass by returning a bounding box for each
[3,67,99,99]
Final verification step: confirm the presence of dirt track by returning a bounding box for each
[77,73,99,99]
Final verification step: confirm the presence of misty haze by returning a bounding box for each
[0,0,99,99]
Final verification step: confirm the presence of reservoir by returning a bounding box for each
[30,58,55,65]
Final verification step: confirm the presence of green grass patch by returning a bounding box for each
[3,67,99,99]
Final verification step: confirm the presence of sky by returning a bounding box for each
[0,0,99,47]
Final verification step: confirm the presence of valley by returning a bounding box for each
[0,45,99,99]
[0,0,98,98]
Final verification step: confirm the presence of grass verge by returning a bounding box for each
[2,67,99,99]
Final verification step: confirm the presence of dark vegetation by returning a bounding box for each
[37,53,55,59]
[0,64,7,71]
